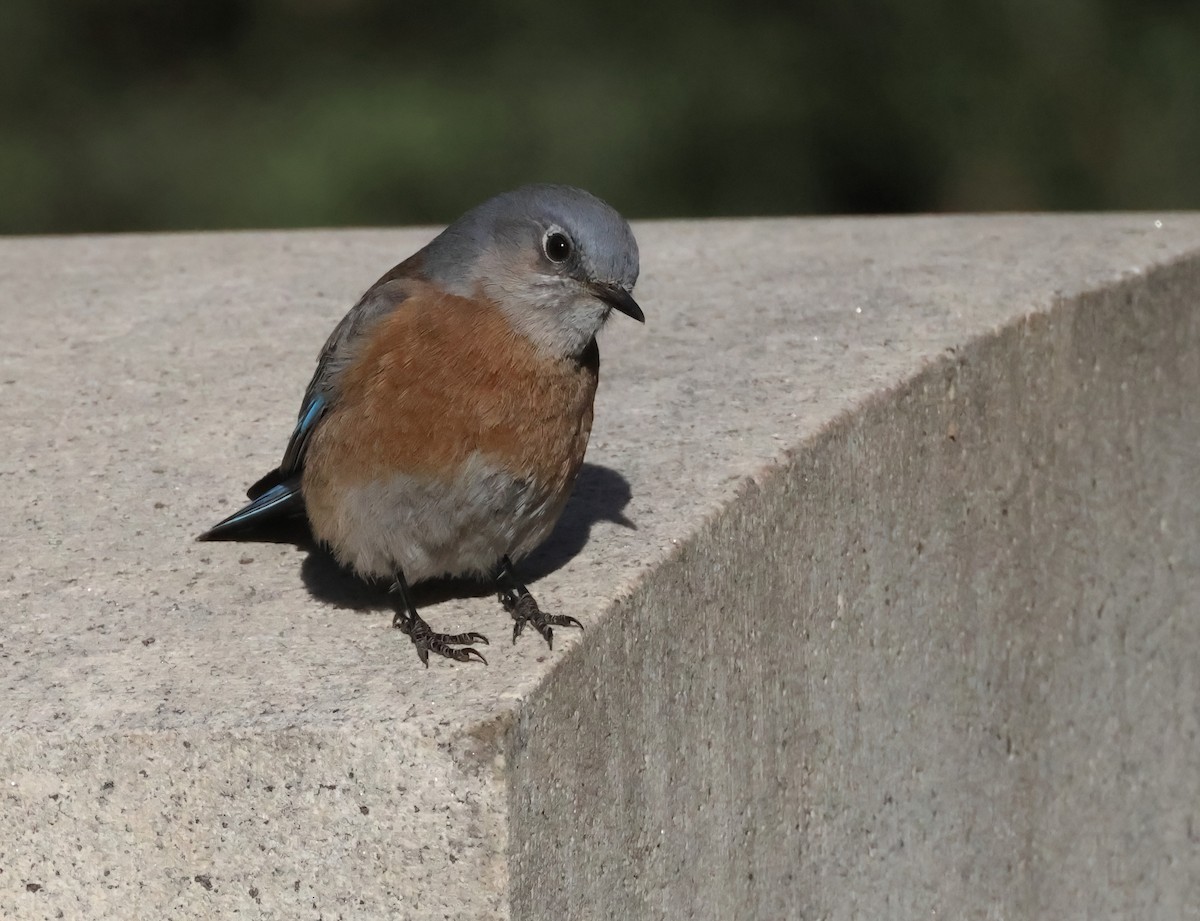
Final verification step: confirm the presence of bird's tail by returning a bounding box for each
[197,475,305,541]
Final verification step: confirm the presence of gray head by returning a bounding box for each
[421,184,642,357]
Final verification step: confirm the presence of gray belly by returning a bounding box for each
[314,452,567,582]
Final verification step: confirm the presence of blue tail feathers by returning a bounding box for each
[197,477,305,541]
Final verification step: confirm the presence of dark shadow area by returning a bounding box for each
[201,462,634,613]
[518,462,634,582]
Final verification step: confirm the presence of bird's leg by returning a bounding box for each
[494,555,582,649]
[390,570,488,667]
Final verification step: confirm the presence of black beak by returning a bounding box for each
[590,282,644,323]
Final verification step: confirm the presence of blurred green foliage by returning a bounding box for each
[2,0,1198,233]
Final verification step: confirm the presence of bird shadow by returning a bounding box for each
[205,462,634,613]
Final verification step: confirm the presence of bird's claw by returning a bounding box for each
[394,611,489,667]
[441,631,490,646]
[507,593,583,650]
[554,614,584,631]
[430,643,487,666]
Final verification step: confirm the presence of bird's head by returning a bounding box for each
[423,184,643,358]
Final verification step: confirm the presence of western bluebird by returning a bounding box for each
[199,185,643,666]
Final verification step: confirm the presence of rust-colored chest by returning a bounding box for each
[305,289,600,497]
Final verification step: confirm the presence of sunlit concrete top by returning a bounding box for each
[2,213,1198,919]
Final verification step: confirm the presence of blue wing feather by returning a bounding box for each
[280,392,326,477]
[244,392,328,501]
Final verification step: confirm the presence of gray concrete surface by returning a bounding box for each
[2,215,1198,919]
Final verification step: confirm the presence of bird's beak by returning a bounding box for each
[590,282,644,323]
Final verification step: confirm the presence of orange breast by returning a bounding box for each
[302,284,599,523]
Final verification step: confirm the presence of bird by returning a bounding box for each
[198,184,643,666]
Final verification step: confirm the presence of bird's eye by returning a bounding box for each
[543,231,572,264]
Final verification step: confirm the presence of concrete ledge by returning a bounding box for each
[3,215,1199,918]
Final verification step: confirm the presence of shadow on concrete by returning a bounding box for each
[201,462,635,613]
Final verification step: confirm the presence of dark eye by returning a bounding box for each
[543,231,572,263]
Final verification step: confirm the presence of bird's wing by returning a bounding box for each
[200,268,426,541]
[246,272,420,500]
[200,270,423,541]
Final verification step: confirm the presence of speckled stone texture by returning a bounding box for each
[2,216,1199,919]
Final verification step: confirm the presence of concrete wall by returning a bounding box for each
[2,216,1198,919]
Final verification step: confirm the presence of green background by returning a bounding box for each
[4,0,1198,233]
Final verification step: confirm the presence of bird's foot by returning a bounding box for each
[392,609,489,667]
[499,589,582,650]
